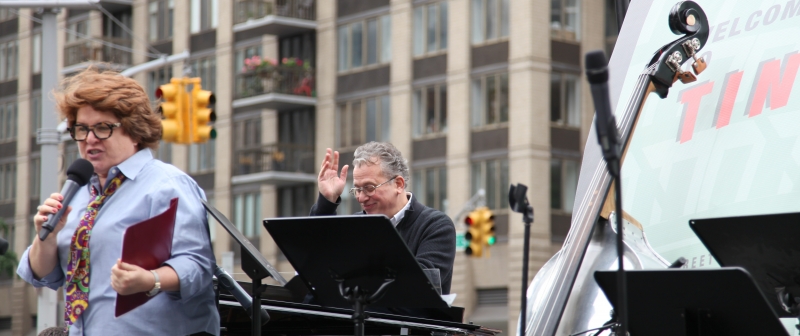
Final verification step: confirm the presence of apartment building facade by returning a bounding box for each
[0,0,617,334]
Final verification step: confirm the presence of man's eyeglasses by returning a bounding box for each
[68,122,122,141]
[349,176,398,197]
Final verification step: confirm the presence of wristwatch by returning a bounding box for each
[146,270,161,297]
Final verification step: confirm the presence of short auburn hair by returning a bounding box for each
[55,67,162,150]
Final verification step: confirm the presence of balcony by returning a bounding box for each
[233,0,316,37]
[232,143,316,186]
[63,37,132,73]
[233,62,316,110]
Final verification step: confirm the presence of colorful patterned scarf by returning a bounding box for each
[64,175,125,328]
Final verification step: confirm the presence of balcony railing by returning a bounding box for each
[234,143,315,176]
[64,37,133,67]
[234,0,316,24]
[235,66,315,100]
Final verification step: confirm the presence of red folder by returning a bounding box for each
[115,197,178,317]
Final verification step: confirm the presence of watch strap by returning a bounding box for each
[146,270,161,297]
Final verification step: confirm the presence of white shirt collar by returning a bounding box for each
[390,192,413,227]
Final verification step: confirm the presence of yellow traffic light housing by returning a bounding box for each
[156,79,188,144]
[464,207,495,257]
[464,212,483,257]
[476,207,496,247]
[189,79,216,143]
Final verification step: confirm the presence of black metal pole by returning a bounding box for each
[354,296,365,336]
[252,277,262,336]
[612,163,627,336]
[520,207,533,336]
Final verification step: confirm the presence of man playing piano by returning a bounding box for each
[310,142,456,294]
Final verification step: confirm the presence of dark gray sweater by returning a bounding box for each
[310,193,457,294]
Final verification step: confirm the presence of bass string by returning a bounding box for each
[527,73,652,334]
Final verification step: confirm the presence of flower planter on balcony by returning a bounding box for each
[233,57,317,110]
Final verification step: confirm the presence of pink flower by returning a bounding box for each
[296,59,303,66]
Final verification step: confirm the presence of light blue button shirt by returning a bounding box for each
[18,149,220,335]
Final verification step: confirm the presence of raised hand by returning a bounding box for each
[318,148,349,203]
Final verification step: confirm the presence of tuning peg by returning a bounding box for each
[683,38,706,75]
[692,58,707,75]
[672,70,697,84]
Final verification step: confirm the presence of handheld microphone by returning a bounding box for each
[39,159,94,241]
[214,265,270,325]
[585,50,622,177]
[0,237,7,255]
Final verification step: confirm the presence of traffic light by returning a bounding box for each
[463,207,495,257]
[189,78,216,143]
[464,212,483,257]
[475,207,496,247]
[156,79,188,143]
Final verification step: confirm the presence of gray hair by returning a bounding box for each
[353,142,410,187]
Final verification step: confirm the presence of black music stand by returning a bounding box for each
[203,201,287,336]
[594,268,788,336]
[263,215,449,336]
[690,212,800,317]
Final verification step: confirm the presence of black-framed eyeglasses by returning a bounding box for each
[349,176,398,197]
[68,122,122,141]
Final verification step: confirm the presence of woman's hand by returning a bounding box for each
[33,192,71,241]
[111,259,155,296]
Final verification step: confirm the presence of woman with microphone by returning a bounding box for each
[17,67,219,335]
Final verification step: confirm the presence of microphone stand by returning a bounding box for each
[586,49,627,336]
[509,184,534,336]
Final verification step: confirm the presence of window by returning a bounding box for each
[280,32,316,67]
[0,8,15,21]
[0,162,16,202]
[471,158,509,210]
[233,116,262,175]
[412,84,447,137]
[152,142,172,164]
[413,166,448,213]
[551,158,579,213]
[66,18,88,43]
[189,56,216,92]
[337,14,391,71]
[0,101,17,141]
[0,40,18,82]
[64,143,80,171]
[30,94,41,135]
[471,0,509,44]
[278,184,316,217]
[336,95,391,149]
[32,33,42,74]
[30,157,40,200]
[191,0,218,33]
[604,0,619,57]
[148,66,173,104]
[233,191,261,238]
[189,139,215,174]
[149,0,175,42]
[550,72,581,127]
[235,45,261,74]
[413,1,448,56]
[471,73,508,127]
[551,0,580,40]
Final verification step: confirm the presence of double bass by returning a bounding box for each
[521,2,710,335]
